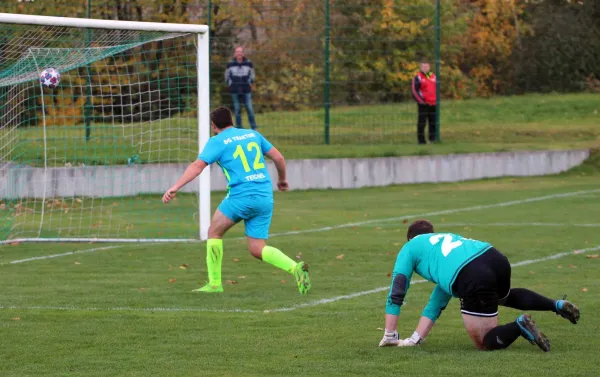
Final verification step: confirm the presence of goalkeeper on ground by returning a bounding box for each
[162,106,311,295]
[379,220,580,351]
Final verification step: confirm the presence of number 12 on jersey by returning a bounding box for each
[233,142,265,172]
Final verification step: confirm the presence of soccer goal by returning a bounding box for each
[0,13,211,243]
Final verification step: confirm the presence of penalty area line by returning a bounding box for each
[3,188,599,266]
[265,244,600,313]
[1,245,598,314]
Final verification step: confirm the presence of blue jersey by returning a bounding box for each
[386,233,492,321]
[199,128,273,198]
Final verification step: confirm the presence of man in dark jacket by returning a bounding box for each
[411,60,437,144]
[225,46,258,130]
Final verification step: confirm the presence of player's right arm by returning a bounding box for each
[262,135,288,191]
[379,244,415,346]
[162,137,222,203]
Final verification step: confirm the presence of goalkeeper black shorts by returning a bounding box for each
[451,247,511,317]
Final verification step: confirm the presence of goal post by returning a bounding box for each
[0,13,211,243]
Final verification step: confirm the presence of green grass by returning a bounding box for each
[1,171,600,376]
[6,92,600,165]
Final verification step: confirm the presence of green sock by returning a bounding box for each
[206,239,223,286]
[261,245,297,274]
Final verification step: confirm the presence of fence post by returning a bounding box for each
[434,0,441,142]
[323,0,331,145]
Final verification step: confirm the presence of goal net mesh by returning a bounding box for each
[0,22,202,242]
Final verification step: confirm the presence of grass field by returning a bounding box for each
[1,166,600,376]
[7,92,600,165]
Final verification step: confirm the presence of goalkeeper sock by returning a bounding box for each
[206,239,223,286]
[483,322,521,350]
[502,288,556,312]
[261,246,297,274]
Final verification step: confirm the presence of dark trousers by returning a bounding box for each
[417,104,437,144]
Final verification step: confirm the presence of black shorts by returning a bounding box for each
[451,247,511,317]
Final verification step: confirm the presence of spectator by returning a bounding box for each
[411,60,437,144]
[225,46,258,130]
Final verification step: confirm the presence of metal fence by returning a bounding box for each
[1,0,599,148]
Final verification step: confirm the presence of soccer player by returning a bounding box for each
[162,106,311,295]
[379,220,580,352]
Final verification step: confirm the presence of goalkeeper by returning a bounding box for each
[379,220,580,351]
[162,106,311,295]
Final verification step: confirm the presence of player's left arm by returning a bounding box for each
[399,285,451,347]
[260,134,288,191]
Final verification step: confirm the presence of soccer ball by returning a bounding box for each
[39,68,61,89]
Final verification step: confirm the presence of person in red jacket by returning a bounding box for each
[411,60,437,144]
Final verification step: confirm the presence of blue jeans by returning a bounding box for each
[231,93,257,130]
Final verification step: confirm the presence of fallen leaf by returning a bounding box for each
[441,218,445,222]
[557,265,563,269]
[281,280,287,284]
[336,254,345,260]
[376,327,384,331]
[352,226,358,230]
[295,255,301,259]
[376,227,382,230]
[393,243,400,246]
[586,254,599,259]
[76,198,82,203]
[10,242,20,246]
[168,278,177,283]
[386,272,391,277]
[413,193,420,196]
[238,276,247,279]
[11,317,20,321]
[582,288,588,292]
[529,271,535,274]
[297,252,302,256]
[179,264,189,270]
[226,280,238,285]
[74,261,81,265]
[402,219,408,224]
[168,265,173,271]
[569,264,577,268]
[138,288,147,292]
[233,258,240,262]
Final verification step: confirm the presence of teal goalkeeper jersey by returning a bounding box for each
[386,233,492,320]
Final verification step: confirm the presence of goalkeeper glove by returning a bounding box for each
[399,331,423,347]
[378,330,400,347]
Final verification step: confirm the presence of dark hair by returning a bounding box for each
[407,220,434,240]
[210,106,233,129]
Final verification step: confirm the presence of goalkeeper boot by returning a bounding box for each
[192,283,223,293]
[293,262,311,295]
[517,314,550,352]
[555,295,580,324]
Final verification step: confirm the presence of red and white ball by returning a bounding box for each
[39,68,61,89]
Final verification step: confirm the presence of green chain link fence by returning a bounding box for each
[1,0,599,158]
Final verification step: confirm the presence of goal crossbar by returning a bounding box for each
[0,13,209,34]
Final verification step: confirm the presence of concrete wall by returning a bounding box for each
[0,149,590,199]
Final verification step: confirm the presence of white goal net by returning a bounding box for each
[0,13,210,243]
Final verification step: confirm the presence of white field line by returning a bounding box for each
[366,222,600,228]
[266,245,600,313]
[0,246,120,266]
[3,188,599,266]
[263,188,600,238]
[1,245,598,314]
